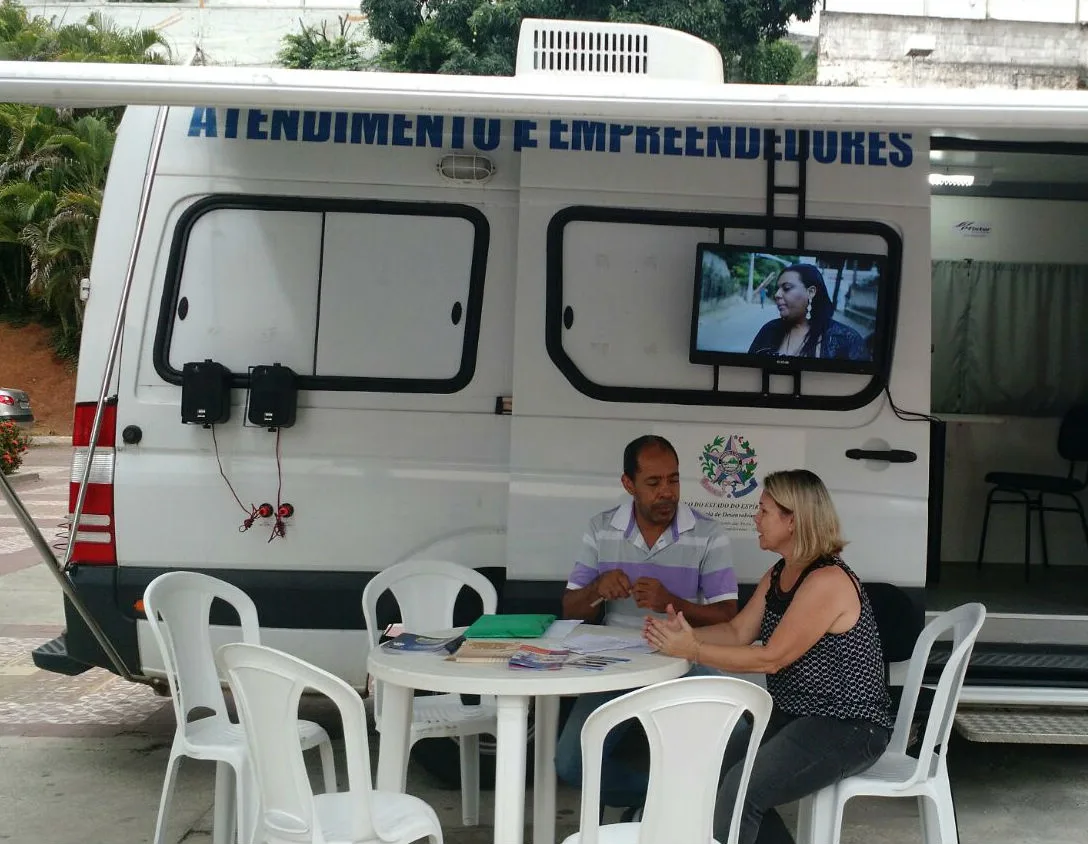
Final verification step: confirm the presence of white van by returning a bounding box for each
[4,18,1088,743]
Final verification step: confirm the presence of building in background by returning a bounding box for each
[813,0,1088,88]
[800,0,1088,29]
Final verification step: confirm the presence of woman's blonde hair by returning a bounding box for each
[762,469,847,564]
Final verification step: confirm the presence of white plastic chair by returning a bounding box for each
[797,602,987,844]
[219,642,443,844]
[561,676,773,844]
[361,560,499,826]
[144,571,337,844]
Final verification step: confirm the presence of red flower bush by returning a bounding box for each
[0,421,31,476]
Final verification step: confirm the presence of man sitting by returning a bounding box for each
[555,434,738,813]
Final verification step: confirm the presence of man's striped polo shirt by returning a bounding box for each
[566,501,738,630]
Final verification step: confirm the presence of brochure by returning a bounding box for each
[382,632,465,654]
[568,655,632,671]
[508,644,571,671]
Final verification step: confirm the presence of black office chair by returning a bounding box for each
[865,581,925,670]
[976,404,1088,581]
[865,582,930,750]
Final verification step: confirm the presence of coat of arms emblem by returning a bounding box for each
[699,435,758,498]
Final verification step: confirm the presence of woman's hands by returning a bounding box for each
[643,604,699,662]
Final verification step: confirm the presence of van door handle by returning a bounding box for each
[845,448,917,464]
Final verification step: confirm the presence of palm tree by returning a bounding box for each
[53,12,171,64]
[3,113,114,340]
[0,103,64,316]
[0,3,168,352]
[0,5,170,63]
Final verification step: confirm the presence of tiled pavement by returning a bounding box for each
[1,451,176,740]
[0,635,174,738]
[0,459,70,572]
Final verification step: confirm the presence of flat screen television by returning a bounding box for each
[689,244,890,375]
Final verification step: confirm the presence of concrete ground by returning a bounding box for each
[3,682,1088,844]
[3,445,1088,843]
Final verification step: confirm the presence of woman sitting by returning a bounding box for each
[644,469,892,844]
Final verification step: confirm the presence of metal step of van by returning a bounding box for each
[31,634,92,676]
[954,707,1088,744]
[929,641,1088,687]
[924,643,1088,743]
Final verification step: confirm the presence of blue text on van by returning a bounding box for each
[188,108,914,167]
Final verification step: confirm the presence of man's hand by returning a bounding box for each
[632,577,674,612]
[595,570,632,601]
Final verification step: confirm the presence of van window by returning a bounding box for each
[546,206,900,411]
[155,196,489,393]
[167,208,322,376]
[316,213,476,380]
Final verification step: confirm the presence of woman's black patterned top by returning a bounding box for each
[760,556,893,729]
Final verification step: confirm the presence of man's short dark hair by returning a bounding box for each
[623,435,679,480]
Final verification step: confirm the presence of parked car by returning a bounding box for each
[0,388,34,429]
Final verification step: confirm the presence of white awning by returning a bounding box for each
[3,61,1088,133]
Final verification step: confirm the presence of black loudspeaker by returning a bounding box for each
[247,363,297,429]
[181,360,231,425]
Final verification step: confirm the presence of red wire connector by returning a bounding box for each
[239,504,260,533]
[269,502,293,542]
[257,503,274,519]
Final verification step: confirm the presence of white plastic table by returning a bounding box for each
[367,629,688,844]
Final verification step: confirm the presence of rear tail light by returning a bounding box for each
[69,402,117,565]
[0,395,13,405]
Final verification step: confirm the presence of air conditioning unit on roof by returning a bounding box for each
[515,18,724,84]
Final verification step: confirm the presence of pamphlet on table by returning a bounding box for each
[381,632,465,654]
[508,645,571,671]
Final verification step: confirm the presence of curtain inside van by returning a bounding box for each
[932,260,1088,415]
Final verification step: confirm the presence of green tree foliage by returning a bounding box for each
[700,251,792,305]
[0,1,168,358]
[738,39,804,86]
[0,6,170,63]
[788,46,818,85]
[357,0,818,80]
[277,15,372,70]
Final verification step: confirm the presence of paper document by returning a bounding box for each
[562,632,654,655]
[541,619,583,640]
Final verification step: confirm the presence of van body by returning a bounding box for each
[3,20,1087,722]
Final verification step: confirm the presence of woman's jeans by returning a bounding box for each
[713,710,891,844]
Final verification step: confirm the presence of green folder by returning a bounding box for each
[463,613,557,639]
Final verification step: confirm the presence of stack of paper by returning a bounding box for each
[541,619,583,640]
[448,640,521,663]
[562,632,654,655]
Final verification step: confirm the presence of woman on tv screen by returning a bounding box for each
[748,263,868,361]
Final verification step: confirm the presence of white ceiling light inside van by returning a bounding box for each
[929,172,975,187]
[929,166,993,187]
